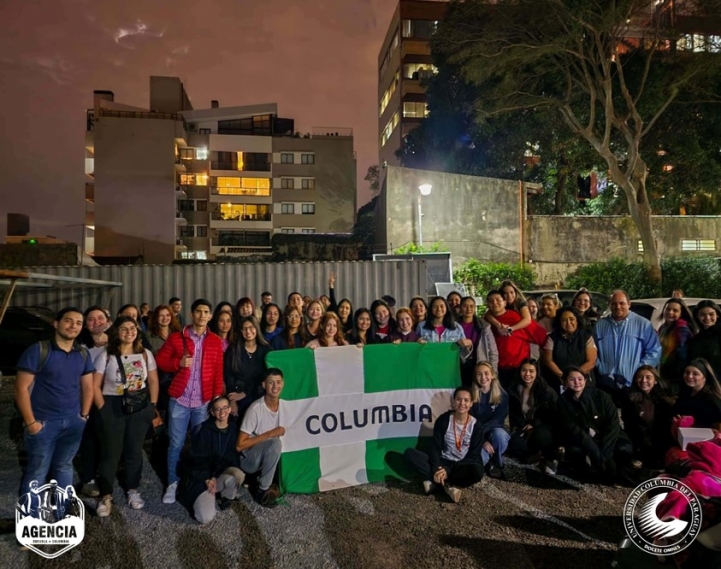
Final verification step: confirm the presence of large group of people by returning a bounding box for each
[12,277,721,522]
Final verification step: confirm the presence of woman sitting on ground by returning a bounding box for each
[403,386,484,503]
[484,280,533,337]
[556,366,633,484]
[458,296,498,386]
[671,358,721,430]
[348,308,373,346]
[508,359,559,473]
[542,306,597,393]
[470,361,510,479]
[658,298,696,387]
[178,395,245,524]
[620,366,676,469]
[686,300,721,378]
[370,299,397,343]
[390,307,421,343]
[306,312,348,348]
[271,305,307,350]
[417,297,473,358]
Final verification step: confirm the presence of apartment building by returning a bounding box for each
[377,0,448,173]
[84,76,356,264]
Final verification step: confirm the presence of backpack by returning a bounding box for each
[36,340,90,374]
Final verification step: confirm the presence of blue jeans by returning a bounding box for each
[20,415,86,496]
[481,427,510,468]
[167,398,207,484]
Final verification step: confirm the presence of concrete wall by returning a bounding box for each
[527,216,721,285]
[272,137,356,233]
[379,166,523,266]
[149,76,192,113]
[94,116,178,264]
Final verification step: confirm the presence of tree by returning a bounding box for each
[434,0,721,284]
[364,165,380,197]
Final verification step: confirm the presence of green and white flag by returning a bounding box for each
[266,342,460,494]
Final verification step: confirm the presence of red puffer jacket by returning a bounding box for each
[156,327,224,403]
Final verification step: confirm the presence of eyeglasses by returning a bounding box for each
[213,405,231,413]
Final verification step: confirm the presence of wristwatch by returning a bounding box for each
[80,414,90,420]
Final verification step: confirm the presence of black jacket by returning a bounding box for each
[178,417,240,509]
[672,388,721,429]
[557,386,620,460]
[428,410,484,472]
[224,343,271,400]
[508,379,558,433]
[686,323,721,378]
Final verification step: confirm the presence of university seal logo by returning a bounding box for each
[624,477,702,556]
[16,479,85,559]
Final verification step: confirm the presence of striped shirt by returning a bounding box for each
[176,326,206,409]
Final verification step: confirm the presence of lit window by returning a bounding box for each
[380,71,400,116]
[301,203,315,214]
[281,153,294,164]
[302,228,315,234]
[403,102,429,118]
[219,204,270,221]
[402,63,436,80]
[301,154,315,164]
[281,203,295,214]
[681,239,716,251]
[281,178,295,189]
[179,174,208,186]
[180,251,208,260]
[195,148,208,160]
[302,179,315,189]
[215,177,270,196]
[381,112,400,147]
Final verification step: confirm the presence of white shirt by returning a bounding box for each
[241,397,279,437]
[94,349,156,396]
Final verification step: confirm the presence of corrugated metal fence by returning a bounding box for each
[10,261,428,315]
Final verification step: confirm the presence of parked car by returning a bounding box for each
[0,307,55,374]
[621,298,721,330]
[522,289,609,314]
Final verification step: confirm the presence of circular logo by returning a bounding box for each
[624,477,702,556]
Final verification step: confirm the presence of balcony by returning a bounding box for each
[174,157,186,172]
[210,161,271,172]
[312,127,353,138]
[211,245,272,257]
[209,211,272,230]
[175,212,187,225]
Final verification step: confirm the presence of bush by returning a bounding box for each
[565,257,721,299]
[455,260,536,298]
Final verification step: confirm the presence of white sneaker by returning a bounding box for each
[444,485,462,503]
[127,490,145,510]
[96,495,112,517]
[423,480,435,495]
[82,479,100,498]
[163,482,178,504]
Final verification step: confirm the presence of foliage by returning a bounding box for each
[393,242,448,254]
[352,195,379,259]
[426,0,721,282]
[455,260,536,297]
[364,165,380,197]
[565,257,721,299]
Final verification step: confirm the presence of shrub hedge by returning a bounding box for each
[455,260,536,298]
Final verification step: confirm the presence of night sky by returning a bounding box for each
[0,0,398,242]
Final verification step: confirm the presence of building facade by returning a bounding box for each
[84,77,356,264]
[377,0,447,174]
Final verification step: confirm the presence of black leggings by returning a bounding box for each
[404,448,483,488]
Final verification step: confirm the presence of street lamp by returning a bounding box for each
[417,184,432,248]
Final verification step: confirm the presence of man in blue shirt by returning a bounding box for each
[594,290,661,402]
[14,307,95,497]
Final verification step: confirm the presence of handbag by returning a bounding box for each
[115,354,150,415]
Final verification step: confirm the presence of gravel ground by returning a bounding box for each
[0,378,633,569]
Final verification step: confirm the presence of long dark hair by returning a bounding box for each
[553,306,586,334]
[369,299,397,336]
[422,296,455,330]
[686,358,721,399]
[661,298,698,334]
[107,316,144,357]
[260,303,282,332]
[351,308,372,344]
[337,298,353,327]
[692,300,721,330]
[209,306,235,343]
[514,358,552,403]
[117,303,140,322]
[459,296,487,332]
[279,305,308,348]
[572,287,600,320]
[628,365,673,405]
